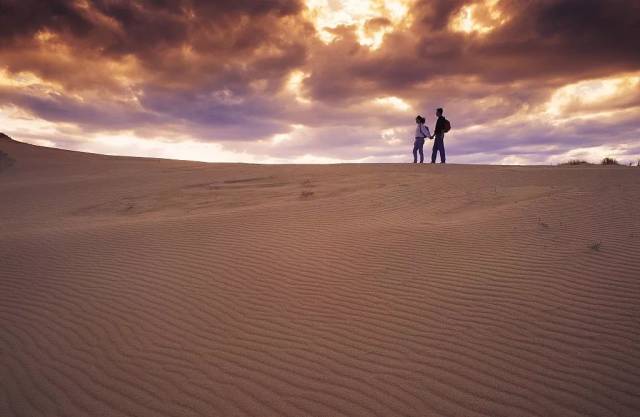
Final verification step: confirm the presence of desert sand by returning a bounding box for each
[1,133,639,417]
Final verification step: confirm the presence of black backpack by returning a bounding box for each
[443,118,451,133]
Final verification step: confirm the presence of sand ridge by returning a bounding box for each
[1,135,640,416]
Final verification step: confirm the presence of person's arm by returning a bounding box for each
[425,124,433,139]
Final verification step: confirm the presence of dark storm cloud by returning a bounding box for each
[416,0,468,30]
[0,0,311,137]
[305,0,640,105]
[137,86,294,140]
[0,0,310,82]
[0,86,160,129]
[0,0,92,42]
[0,0,305,47]
[476,0,640,79]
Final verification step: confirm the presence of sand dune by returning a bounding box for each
[1,133,640,417]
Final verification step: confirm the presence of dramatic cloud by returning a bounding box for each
[1,0,639,163]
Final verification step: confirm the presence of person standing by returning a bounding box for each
[413,115,431,163]
[431,108,447,164]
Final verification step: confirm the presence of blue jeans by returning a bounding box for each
[413,138,425,163]
[431,134,445,163]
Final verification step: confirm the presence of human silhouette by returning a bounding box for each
[413,115,431,163]
[431,108,447,164]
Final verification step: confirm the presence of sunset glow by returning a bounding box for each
[305,0,412,48]
[374,96,412,112]
[450,0,507,34]
[547,73,640,115]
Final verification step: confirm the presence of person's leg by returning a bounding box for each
[440,140,446,163]
[418,141,424,163]
[431,140,438,163]
[412,141,419,163]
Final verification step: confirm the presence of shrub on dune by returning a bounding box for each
[601,157,619,165]
[0,150,15,171]
[561,159,589,165]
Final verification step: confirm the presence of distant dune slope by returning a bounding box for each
[2,135,640,417]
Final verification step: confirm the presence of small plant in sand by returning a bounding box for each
[601,157,619,165]
[537,217,549,228]
[562,159,589,165]
[0,150,16,171]
[589,241,602,251]
[300,190,314,198]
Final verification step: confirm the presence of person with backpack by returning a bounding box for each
[413,115,431,163]
[431,108,450,164]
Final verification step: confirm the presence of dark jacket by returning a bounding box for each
[434,116,446,136]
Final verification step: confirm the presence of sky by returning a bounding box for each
[1,0,639,164]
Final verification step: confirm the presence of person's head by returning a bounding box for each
[415,115,424,124]
[436,108,443,117]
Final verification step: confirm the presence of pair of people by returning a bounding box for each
[413,108,446,164]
